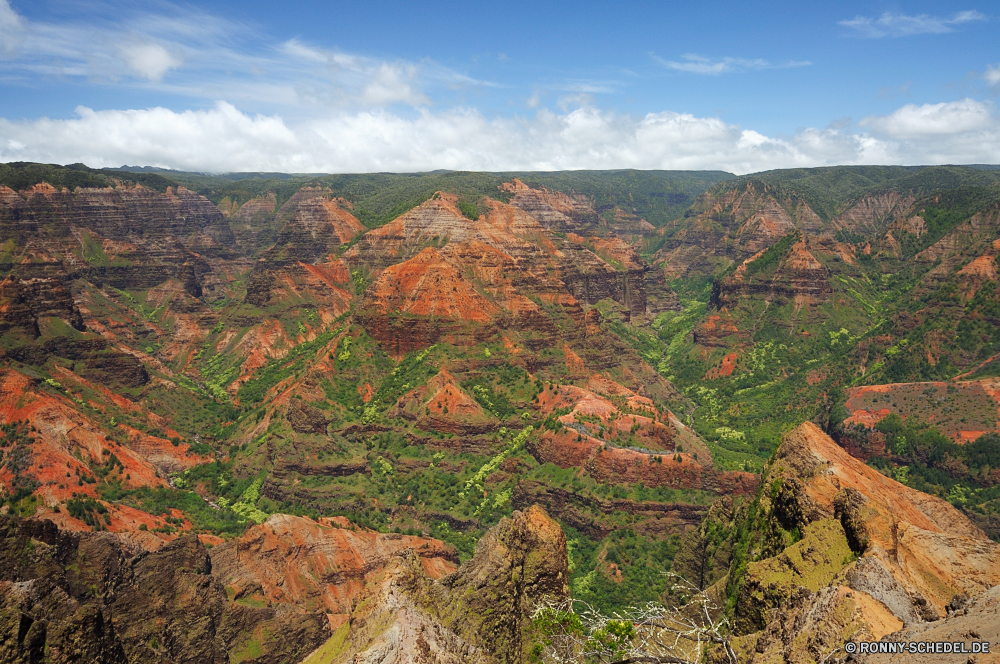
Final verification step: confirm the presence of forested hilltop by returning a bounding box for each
[1,161,998,663]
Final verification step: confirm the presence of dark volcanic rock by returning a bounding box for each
[0,515,329,664]
[287,401,330,435]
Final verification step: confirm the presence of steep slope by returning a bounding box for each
[303,505,569,664]
[211,514,458,628]
[711,422,1000,664]
[503,178,602,235]
[0,514,329,664]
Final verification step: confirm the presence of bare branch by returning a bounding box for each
[529,574,738,664]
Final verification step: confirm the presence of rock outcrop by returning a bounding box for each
[502,179,601,235]
[0,514,329,664]
[303,505,569,664]
[711,235,834,311]
[210,514,458,628]
[719,422,1000,664]
[857,584,1000,664]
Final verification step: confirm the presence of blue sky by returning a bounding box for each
[0,0,997,173]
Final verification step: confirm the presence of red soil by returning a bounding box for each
[364,246,500,322]
[842,379,1000,442]
[0,368,206,514]
[705,352,738,379]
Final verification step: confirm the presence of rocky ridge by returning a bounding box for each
[714,422,1000,664]
[302,505,569,664]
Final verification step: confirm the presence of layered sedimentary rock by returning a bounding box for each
[523,378,759,496]
[304,505,569,664]
[502,179,601,234]
[263,188,364,266]
[0,183,243,340]
[556,235,648,314]
[241,188,363,315]
[210,514,458,628]
[345,192,545,273]
[655,181,826,279]
[829,192,914,239]
[711,236,834,310]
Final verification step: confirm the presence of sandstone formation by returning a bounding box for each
[502,179,601,234]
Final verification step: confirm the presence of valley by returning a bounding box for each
[1,161,999,663]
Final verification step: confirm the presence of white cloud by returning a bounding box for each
[654,54,811,75]
[0,4,485,110]
[986,64,1000,89]
[119,42,182,81]
[4,99,993,176]
[857,99,1000,164]
[839,10,986,38]
[361,63,429,106]
[860,98,995,138]
[0,0,23,58]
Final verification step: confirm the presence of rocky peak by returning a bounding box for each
[503,180,601,235]
[716,422,1000,663]
[740,422,999,635]
[345,192,540,273]
[262,187,363,265]
[310,505,569,664]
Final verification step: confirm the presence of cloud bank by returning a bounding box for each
[1,99,997,175]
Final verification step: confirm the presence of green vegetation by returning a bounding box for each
[566,525,681,613]
[237,328,341,405]
[0,421,40,507]
[847,415,1000,536]
[0,161,177,193]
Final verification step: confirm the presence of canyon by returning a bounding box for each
[1,162,999,663]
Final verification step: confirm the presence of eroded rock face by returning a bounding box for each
[0,515,328,664]
[770,422,998,619]
[305,505,570,664]
[856,585,1000,664]
[503,179,601,235]
[346,193,543,273]
[210,514,458,625]
[0,185,238,321]
[711,237,834,311]
[720,422,1000,664]
[0,368,207,514]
